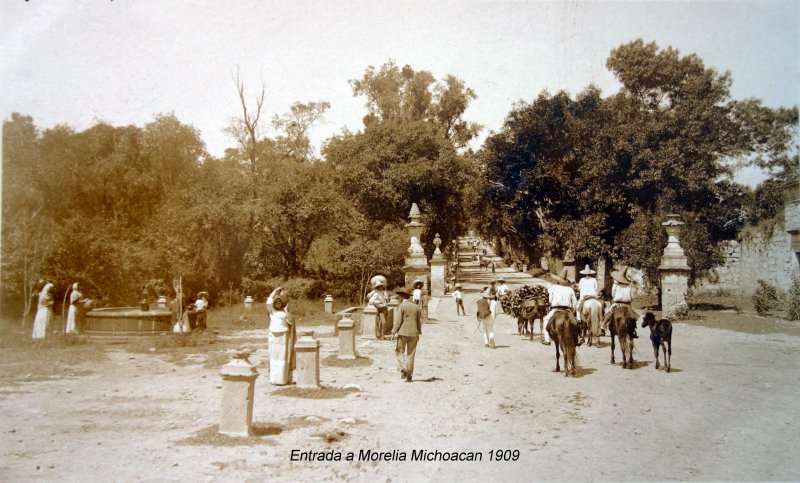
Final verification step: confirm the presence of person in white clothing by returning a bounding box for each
[575,265,599,322]
[541,272,578,345]
[496,278,509,314]
[194,291,209,332]
[412,280,424,305]
[65,283,86,334]
[32,282,55,340]
[452,283,466,315]
[267,287,296,385]
[601,271,639,338]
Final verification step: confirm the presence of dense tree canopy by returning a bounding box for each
[2,43,796,316]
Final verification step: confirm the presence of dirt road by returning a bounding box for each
[1,243,799,481]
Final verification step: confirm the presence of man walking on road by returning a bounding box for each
[392,287,422,382]
[477,288,495,348]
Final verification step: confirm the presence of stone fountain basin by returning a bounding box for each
[84,307,172,337]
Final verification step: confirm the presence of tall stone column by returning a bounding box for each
[658,214,691,319]
[430,233,446,297]
[403,203,429,291]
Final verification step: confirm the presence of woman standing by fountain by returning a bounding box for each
[32,282,55,339]
[266,286,296,385]
[65,283,86,334]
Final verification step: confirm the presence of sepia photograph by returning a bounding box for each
[1,1,798,481]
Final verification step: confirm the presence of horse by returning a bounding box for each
[546,310,582,376]
[519,297,548,340]
[609,304,638,369]
[580,297,604,347]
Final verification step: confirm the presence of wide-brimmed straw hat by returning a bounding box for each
[498,278,506,283]
[413,280,424,289]
[395,287,413,298]
[579,264,596,275]
[197,291,209,298]
[611,271,630,285]
[541,272,569,286]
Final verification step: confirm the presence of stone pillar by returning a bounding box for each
[404,203,429,292]
[387,295,398,334]
[157,296,167,309]
[294,330,320,388]
[244,296,253,311]
[219,350,258,437]
[324,294,334,314]
[361,304,378,338]
[658,214,691,319]
[337,314,356,360]
[430,233,446,297]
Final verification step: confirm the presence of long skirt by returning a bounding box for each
[65,305,78,334]
[269,331,292,385]
[32,307,51,339]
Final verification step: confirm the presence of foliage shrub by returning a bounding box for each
[753,280,779,316]
[786,274,800,321]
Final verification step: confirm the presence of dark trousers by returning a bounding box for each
[455,298,466,315]
[195,311,207,331]
[376,307,388,338]
[396,335,419,379]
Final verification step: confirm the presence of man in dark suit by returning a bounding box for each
[392,287,422,382]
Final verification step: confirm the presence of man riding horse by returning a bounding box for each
[541,269,581,346]
[601,270,639,339]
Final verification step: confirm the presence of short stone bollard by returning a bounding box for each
[244,296,253,311]
[157,296,167,309]
[295,330,321,388]
[219,350,258,437]
[362,305,378,338]
[337,314,356,360]
[324,294,334,314]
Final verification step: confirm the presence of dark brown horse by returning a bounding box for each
[519,298,547,340]
[546,310,582,376]
[609,304,638,369]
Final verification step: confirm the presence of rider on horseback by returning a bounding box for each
[576,264,599,322]
[601,270,639,338]
[541,269,578,346]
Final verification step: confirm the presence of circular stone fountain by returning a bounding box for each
[84,307,173,337]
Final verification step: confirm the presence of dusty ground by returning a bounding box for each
[1,244,799,482]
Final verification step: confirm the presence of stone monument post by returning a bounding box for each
[361,304,378,338]
[658,214,691,318]
[430,233,446,297]
[324,294,334,314]
[294,330,321,388]
[337,313,356,360]
[219,350,258,437]
[244,296,253,311]
[404,203,429,292]
[157,296,167,309]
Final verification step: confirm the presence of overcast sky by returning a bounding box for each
[1,1,798,185]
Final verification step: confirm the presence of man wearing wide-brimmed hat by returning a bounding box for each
[451,283,466,316]
[601,270,638,338]
[541,269,577,345]
[496,278,509,314]
[392,287,422,382]
[476,287,495,348]
[576,265,599,322]
[367,275,389,340]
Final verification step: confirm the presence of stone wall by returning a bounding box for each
[693,217,799,295]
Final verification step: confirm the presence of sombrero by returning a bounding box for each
[197,291,209,298]
[611,271,630,285]
[413,280,424,289]
[395,287,413,298]
[579,264,596,275]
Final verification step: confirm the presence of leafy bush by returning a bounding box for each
[753,280,779,316]
[786,274,800,321]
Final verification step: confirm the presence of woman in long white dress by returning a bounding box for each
[32,282,54,339]
[65,283,84,334]
[266,287,296,385]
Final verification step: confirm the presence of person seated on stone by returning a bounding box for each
[601,271,638,338]
[576,265,599,322]
[541,270,578,346]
